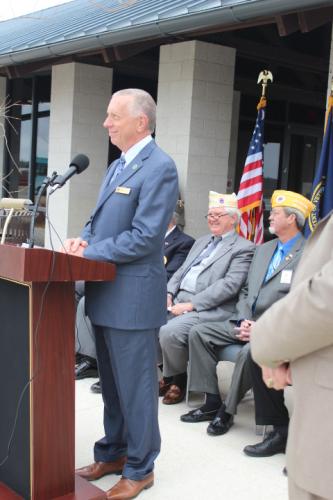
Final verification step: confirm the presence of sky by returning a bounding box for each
[0,0,72,21]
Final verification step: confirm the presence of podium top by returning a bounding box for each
[0,244,116,283]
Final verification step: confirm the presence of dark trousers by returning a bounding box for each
[93,325,161,480]
[249,355,289,426]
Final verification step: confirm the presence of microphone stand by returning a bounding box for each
[28,172,59,249]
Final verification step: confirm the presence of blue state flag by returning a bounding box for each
[305,96,333,236]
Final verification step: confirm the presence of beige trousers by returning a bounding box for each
[289,478,330,500]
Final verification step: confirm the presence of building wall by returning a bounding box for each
[45,62,113,247]
[0,77,7,181]
[156,40,236,238]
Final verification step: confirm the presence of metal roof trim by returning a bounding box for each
[0,0,331,67]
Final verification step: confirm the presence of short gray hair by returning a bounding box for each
[225,207,242,226]
[114,88,156,132]
[283,207,306,229]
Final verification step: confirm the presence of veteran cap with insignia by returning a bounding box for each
[208,191,238,209]
[271,190,314,218]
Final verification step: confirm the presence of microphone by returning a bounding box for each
[0,198,33,210]
[50,154,89,191]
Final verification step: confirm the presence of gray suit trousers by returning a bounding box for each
[159,310,200,377]
[188,321,252,415]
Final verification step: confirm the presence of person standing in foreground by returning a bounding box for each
[62,88,178,499]
[251,209,333,500]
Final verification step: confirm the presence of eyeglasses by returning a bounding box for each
[205,213,229,220]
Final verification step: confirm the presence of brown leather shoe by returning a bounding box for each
[76,456,127,481]
[158,378,171,397]
[106,473,154,499]
[162,384,186,405]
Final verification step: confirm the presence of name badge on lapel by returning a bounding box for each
[280,270,292,284]
[115,186,131,195]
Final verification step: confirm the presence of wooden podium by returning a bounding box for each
[0,245,116,500]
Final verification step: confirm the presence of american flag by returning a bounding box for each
[237,97,265,244]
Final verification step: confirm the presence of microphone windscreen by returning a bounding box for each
[69,154,89,173]
[0,198,32,209]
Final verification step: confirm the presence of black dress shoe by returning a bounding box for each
[207,412,234,436]
[90,380,101,393]
[180,407,218,423]
[243,430,287,457]
[75,353,84,365]
[75,359,98,380]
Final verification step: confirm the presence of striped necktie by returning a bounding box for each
[190,236,222,267]
[109,155,126,185]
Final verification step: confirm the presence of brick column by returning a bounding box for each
[156,40,236,238]
[45,62,113,247]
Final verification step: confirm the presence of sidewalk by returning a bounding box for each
[75,372,288,500]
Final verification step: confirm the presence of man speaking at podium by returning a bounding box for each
[62,88,178,499]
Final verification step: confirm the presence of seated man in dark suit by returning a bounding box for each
[180,191,313,455]
[75,205,194,392]
[164,203,195,281]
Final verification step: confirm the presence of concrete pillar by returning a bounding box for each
[156,40,236,238]
[0,77,7,179]
[46,62,113,247]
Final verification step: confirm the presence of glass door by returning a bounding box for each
[280,125,322,199]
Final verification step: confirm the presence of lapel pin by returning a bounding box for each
[132,164,138,170]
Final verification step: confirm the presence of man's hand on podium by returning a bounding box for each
[61,237,88,257]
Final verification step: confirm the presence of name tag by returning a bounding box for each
[115,186,131,195]
[280,270,292,284]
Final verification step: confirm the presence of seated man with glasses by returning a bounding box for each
[159,191,255,404]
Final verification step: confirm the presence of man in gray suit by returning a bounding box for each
[74,206,194,393]
[251,209,333,500]
[181,190,310,444]
[63,89,178,499]
[159,192,255,405]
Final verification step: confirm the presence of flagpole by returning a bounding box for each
[237,70,273,244]
[305,77,333,235]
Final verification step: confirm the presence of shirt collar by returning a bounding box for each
[213,229,235,242]
[123,135,152,165]
[165,225,176,238]
[277,232,301,254]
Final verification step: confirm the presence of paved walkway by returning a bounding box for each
[76,367,289,500]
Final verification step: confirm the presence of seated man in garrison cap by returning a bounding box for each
[159,191,255,405]
[180,190,312,452]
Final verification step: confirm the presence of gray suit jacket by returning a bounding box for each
[167,232,255,322]
[236,234,305,322]
[82,140,179,330]
[251,212,333,498]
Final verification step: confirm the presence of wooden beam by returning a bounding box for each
[218,32,328,74]
[298,6,333,33]
[275,14,299,37]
